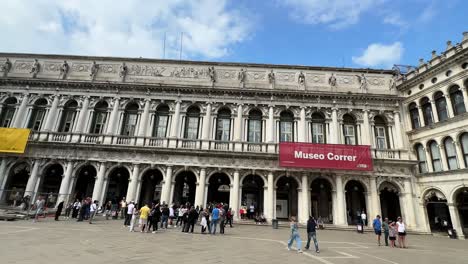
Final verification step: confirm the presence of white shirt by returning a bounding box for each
[169,207,175,217]
[397,221,406,232]
[90,203,97,212]
[361,213,367,220]
[127,203,135,214]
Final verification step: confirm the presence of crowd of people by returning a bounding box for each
[372,215,408,248]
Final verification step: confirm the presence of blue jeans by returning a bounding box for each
[305,231,319,251]
[160,215,168,228]
[287,232,302,250]
[211,219,219,234]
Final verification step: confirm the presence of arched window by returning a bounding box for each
[374,116,389,149]
[461,133,468,167]
[27,98,48,131]
[449,85,466,116]
[216,108,231,141]
[429,141,442,172]
[434,91,448,122]
[415,144,427,173]
[444,137,458,170]
[58,100,77,132]
[0,97,17,127]
[420,97,433,125]
[279,111,294,142]
[343,114,357,145]
[90,101,108,134]
[247,109,262,143]
[184,106,200,139]
[121,102,139,136]
[311,112,326,143]
[408,102,420,129]
[153,104,169,138]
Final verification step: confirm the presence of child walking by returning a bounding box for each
[287,216,303,253]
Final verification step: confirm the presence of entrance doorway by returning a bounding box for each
[379,182,402,222]
[345,180,367,225]
[276,176,299,219]
[425,190,451,232]
[2,162,30,205]
[310,178,333,223]
[40,164,64,207]
[173,171,196,206]
[73,165,96,201]
[104,167,129,204]
[207,173,231,205]
[241,175,264,217]
[138,169,163,205]
[455,187,468,237]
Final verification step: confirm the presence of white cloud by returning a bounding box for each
[277,0,384,29]
[352,42,403,68]
[0,0,253,59]
[383,13,407,28]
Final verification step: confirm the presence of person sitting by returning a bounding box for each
[259,213,267,224]
[317,217,325,229]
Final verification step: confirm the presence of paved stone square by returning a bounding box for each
[0,217,467,264]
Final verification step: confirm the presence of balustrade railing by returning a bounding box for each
[25,132,407,159]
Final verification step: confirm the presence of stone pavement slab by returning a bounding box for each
[0,217,467,264]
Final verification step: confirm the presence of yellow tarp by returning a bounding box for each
[0,128,30,154]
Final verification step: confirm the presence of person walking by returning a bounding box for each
[186,206,199,233]
[125,201,134,226]
[129,205,138,232]
[176,205,185,228]
[287,216,303,253]
[55,201,64,221]
[372,215,382,246]
[382,218,390,246]
[304,216,320,253]
[77,199,89,222]
[200,208,209,233]
[120,198,127,219]
[104,201,112,220]
[361,210,367,226]
[64,202,73,220]
[71,199,81,219]
[219,207,226,234]
[32,196,45,223]
[169,204,175,227]
[139,202,151,232]
[89,200,98,224]
[210,205,220,235]
[396,217,407,248]
[226,208,233,228]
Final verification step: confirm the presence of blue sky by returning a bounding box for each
[0,0,466,69]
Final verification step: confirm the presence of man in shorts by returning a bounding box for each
[372,215,382,246]
[33,196,45,223]
[139,202,151,232]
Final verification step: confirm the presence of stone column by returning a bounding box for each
[330,107,339,144]
[57,161,74,205]
[444,93,455,118]
[12,93,29,128]
[298,107,306,142]
[417,105,426,127]
[454,141,466,169]
[393,111,403,149]
[361,109,371,145]
[424,147,434,173]
[448,203,465,239]
[43,95,60,132]
[430,101,439,123]
[403,179,417,227]
[334,174,346,225]
[267,172,274,221]
[234,104,243,141]
[138,99,151,137]
[194,168,206,208]
[161,166,173,204]
[0,158,9,190]
[267,105,274,142]
[106,97,120,135]
[369,177,380,219]
[169,101,181,138]
[24,160,40,197]
[201,103,212,149]
[125,164,140,202]
[231,170,240,220]
[300,173,309,223]
[263,186,268,221]
[92,162,106,202]
[439,145,449,171]
[74,96,90,133]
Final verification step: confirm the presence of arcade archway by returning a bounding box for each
[73,165,96,201]
[345,180,367,225]
[104,167,130,204]
[424,189,451,232]
[138,169,163,205]
[454,187,468,237]
[39,164,64,207]
[207,173,231,205]
[379,181,402,222]
[2,162,30,204]
[241,175,264,215]
[310,178,333,223]
[173,171,196,206]
[276,176,299,219]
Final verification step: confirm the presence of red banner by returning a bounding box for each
[279,142,373,171]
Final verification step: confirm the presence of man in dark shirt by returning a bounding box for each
[305,216,320,253]
[161,205,170,229]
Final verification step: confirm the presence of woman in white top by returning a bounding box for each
[396,216,407,248]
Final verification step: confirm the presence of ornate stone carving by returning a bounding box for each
[128,64,165,77]
[297,71,305,86]
[267,70,275,85]
[170,66,208,78]
[356,73,368,93]
[59,61,69,79]
[237,68,246,85]
[389,77,396,90]
[208,66,216,83]
[328,73,337,87]
[90,61,99,81]
[119,62,128,81]
[1,58,12,77]
[30,59,40,78]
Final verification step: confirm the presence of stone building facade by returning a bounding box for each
[0,32,466,238]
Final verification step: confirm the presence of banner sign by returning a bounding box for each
[0,128,30,154]
[279,142,373,171]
